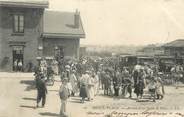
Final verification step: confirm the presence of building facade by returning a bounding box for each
[162,39,184,57]
[0,0,85,71]
[162,39,184,65]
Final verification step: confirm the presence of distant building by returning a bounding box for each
[136,44,164,56]
[0,0,85,71]
[161,39,184,65]
[162,39,184,57]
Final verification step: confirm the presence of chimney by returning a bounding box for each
[74,9,80,28]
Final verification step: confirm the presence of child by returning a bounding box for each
[148,77,157,102]
[155,74,165,100]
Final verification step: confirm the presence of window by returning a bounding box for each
[13,14,24,33]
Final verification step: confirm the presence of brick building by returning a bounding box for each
[0,0,85,71]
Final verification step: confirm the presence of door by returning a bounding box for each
[12,46,24,71]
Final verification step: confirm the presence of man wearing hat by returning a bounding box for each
[35,73,47,108]
[59,78,70,116]
[65,65,71,79]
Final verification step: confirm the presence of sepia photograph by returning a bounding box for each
[0,0,184,117]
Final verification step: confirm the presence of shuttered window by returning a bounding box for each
[13,14,24,33]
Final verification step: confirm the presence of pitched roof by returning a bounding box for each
[0,0,48,8]
[163,39,184,47]
[42,10,85,39]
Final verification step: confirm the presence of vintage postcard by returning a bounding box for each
[0,0,184,117]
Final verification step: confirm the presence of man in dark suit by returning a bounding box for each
[35,73,47,108]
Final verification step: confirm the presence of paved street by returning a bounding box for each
[1,73,184,117]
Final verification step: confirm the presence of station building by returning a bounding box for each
[0,0,85,71]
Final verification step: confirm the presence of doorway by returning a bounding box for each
[12,46,24,72]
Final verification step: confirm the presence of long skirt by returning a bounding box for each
[88,86,95,99]
[94,83,99,95]
[79,85,87,98]
[67,83,72,95]
[156,85,164,95]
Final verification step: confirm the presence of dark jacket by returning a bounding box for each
[36,78,47,94]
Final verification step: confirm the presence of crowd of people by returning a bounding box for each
[33,56,184,117]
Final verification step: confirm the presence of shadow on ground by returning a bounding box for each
[22,97,36,101]
[20,105,36,109]
[97,94,115,99]
[39,112,59,116]
[48,90,58,92]
[20,80,34,85]
[66,97,81,104]
[69,100,82,104]
[20,80,36,91]
[70,97,81,101]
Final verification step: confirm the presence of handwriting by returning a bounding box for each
[87,111,184,117]
[176,112,184,117]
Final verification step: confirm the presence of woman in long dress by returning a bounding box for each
[93,72,99,96]
[88,75,95,100]
[79,72,89,103]
[51,59,59,75]
[155,74,165,99]
[69,70,78,96]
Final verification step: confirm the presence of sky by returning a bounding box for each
[48,0,184,46]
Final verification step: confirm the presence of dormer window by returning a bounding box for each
[13,14,24,33]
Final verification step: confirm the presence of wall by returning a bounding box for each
[0,6,43,71]
[43,38,80,59]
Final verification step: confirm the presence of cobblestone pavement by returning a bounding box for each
[0,73,184,117]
